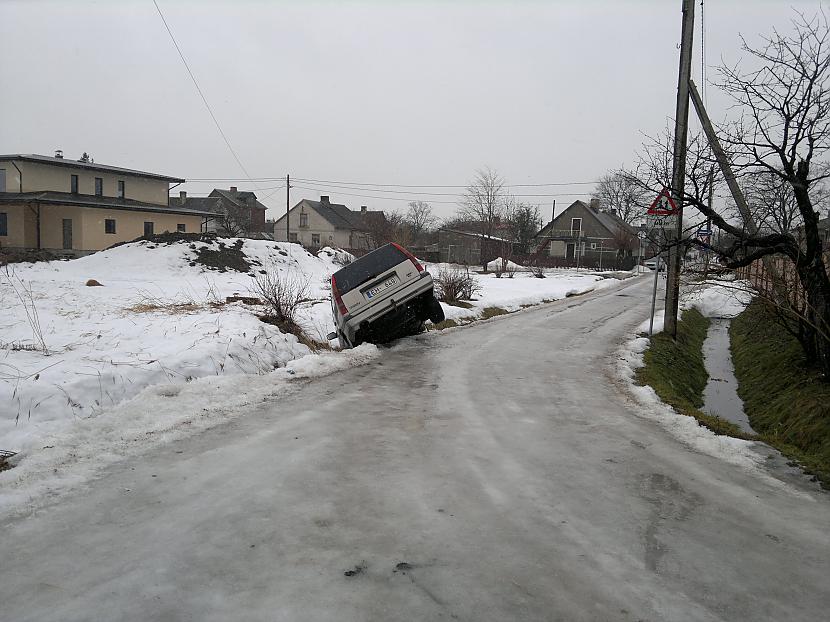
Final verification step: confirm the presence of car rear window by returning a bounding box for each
[333,244,408,293]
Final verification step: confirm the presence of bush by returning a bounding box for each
[251,268,310,335]
[434,267,481,303]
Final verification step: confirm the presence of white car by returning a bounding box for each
[328,243,444,348]
[644,257,666,272]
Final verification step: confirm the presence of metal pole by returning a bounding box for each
[664,0,696,338]
[649,253,661,336]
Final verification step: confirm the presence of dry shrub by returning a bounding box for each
[434,267,481,303]
[251,268,310,335]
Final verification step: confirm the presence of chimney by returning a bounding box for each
[360,205,367,213]
[179,190,187,205]
[590,197,600,211]
[230,186,238,193]
[320,195,330,204]
[54,149,63,159]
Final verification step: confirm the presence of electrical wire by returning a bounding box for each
[152,0,261,191]
[291,176,597,188]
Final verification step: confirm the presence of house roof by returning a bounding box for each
[0,154,185,183]
[278,198,385,231]
[0,191,214,217]
[209,188,268,211]
[536,200,638,237]
[439,228,514,243]
[169,195,223,214]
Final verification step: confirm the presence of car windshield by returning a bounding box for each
[332,244,408,294]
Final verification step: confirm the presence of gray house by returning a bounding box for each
[273,195,385,250]
[534,199,640,269]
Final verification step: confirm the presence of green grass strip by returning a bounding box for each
[636,308,752,439]
[731,299,830,487]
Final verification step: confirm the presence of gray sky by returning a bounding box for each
[0,0,821,221]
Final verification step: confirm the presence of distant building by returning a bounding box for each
[534,199,640,269]
[0,152,211,255]
[171,187,269,238]
[435,228,515,266]
[273,195,386,250]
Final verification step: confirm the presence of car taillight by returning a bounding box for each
[392,242,424,272]
[331,275,349,316]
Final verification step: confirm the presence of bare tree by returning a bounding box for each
[457,167,507,270]
[593,170,650,225]
[217,203,253,237]
[366,210,412,248]
[405,201,437,244]
[505,202,541,255]
[665,11,830,376]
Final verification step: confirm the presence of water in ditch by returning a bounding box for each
[701,318,756,434]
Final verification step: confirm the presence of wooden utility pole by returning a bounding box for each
[664,0,696,338]
[286,174,291,242]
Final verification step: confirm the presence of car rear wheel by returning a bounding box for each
[426,296,445,324]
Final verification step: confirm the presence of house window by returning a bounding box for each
[289,232,298,242]
[71,174,78,193]
[571,218,582,234]
[177,223,186,232]
[591,242,597,250]
[311,233,320,246]
[95,177,103,196]
[144,222,154,237]
[0,169,6,192]
[117,180,125,198]
[299,212,308,228]
[105,219,116,234]
[0,212,7,236]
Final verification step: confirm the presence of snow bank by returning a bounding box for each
[0,239,345,456]
[683,278,753,318]
[0,344,379,518]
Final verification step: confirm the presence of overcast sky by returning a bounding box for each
[0,0,822,221]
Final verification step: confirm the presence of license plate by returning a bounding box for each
[365,275,399,299]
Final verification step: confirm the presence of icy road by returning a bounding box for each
[2,276,828,621]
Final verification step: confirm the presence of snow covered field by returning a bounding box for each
[0,238,634,512]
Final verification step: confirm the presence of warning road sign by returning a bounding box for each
[648,188,678,216]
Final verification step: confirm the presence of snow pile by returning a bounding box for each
[683,278,753,318]
[0,239,347,456]
[485,257,526,272]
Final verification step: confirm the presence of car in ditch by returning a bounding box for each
[327,243,445,348]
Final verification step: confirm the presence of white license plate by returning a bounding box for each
[365,275,399,299]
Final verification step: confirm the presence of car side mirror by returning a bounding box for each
[326,332,337,341]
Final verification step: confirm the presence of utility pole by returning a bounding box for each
[664,0,696,339]
[286,173,291,242]
[703,166,714,280]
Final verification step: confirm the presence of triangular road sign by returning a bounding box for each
[648,188,678,216]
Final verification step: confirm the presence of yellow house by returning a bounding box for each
[0,152,212,254]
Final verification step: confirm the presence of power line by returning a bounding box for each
[291,184,589,205]
[152,0,260,190]
[294,180,590,198]
[291,176,598,188]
